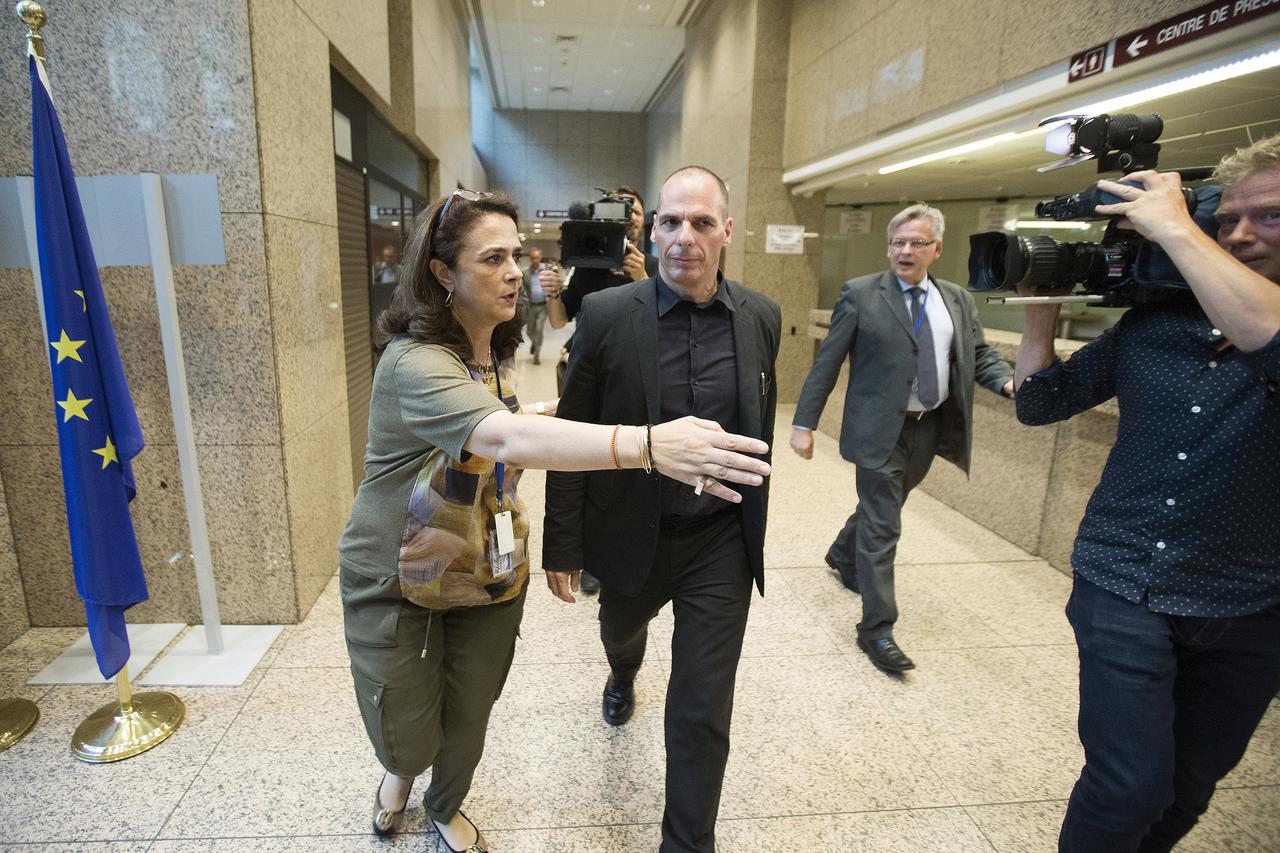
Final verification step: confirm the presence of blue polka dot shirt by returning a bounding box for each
[1017,300,1280,618]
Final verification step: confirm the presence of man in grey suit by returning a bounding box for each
[791,203,1013,673]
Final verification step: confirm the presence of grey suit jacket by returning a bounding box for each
[543,277,782,596]
[793,270,1012,474]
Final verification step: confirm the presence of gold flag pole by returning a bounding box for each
[72,664,184,762]
[0,0,50,759]
[16,0,43,60]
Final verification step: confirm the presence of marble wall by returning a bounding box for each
[644,74,683,217]
[783,0,1213,169]
[680,0,825,402]
[473,105,648,220]
[0,0,479,643]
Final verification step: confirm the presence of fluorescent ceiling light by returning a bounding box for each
[858,44,1280,181]
[1068,48,1280,115]
[878,131,1024,175]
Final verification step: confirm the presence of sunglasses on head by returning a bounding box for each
[437,189,487,226]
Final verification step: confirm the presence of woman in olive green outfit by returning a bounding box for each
[339,190,773,852]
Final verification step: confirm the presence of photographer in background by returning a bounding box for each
[1014,134,1280,853]
[541,185,658,330]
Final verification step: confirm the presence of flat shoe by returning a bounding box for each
[370,772,406,836]
[433,810,489,853]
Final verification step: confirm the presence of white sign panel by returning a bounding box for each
[977,203,1018,231]
[765,224,805,254]
[838,210,872,235]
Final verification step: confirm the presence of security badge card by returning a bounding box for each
[489,509,515,578]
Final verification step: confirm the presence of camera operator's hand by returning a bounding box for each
[1094,170,1198,245]
[539,265,565,299]
[622,242,649,282]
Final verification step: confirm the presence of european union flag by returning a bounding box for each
[29,55,148,680]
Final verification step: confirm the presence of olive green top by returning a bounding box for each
[338,336,529,609]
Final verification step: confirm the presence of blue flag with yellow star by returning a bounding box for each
[30,55,148,680]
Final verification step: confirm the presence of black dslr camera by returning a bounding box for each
[967,113,1219,307]
[559,189,634,269]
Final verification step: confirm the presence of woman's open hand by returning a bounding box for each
[649,416,771,503]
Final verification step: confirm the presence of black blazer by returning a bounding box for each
[543,277,782,596]
[793,270,1012,473]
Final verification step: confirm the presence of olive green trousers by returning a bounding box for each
[341,566,525,823]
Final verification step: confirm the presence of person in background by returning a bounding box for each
[522,246,549,364]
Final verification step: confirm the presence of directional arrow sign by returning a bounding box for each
[1125,34,1148,59]
[1067,44,1108,83]
[1113,0,1280,69]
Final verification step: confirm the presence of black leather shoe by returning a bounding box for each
[602,674,635,726]
[824,552,859,595]
[579,571,601,596]
[858,636,915,673]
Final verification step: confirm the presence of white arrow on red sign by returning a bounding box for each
[1126,34,1149,58]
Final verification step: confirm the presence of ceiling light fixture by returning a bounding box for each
[1069,47,1280,116]
[878,132,1024,175]
[531,0,545,7]
[638,3,651,10]
[877,47,1280,178]
[532,36,543,44]
[532,64,543,71]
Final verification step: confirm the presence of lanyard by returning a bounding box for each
[489,354,507,510]
[911,284,929,337]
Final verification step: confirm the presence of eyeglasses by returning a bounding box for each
[889,238,938,250]
[437,189,487,226]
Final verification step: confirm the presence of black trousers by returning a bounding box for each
[828,413,941,639]
[598,510,754,853]
[1060,576,1280,852]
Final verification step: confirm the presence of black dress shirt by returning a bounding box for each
[1017,300,1280,617]
[656,275,739,520]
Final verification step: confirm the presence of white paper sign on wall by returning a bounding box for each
[839,210,872,235]
[766,224,806,254]
[977,203,1018,232]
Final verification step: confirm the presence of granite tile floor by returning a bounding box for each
[1,323,1277,851]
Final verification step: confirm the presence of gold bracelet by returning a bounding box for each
[634,426,652,474]
[609,425,622,469]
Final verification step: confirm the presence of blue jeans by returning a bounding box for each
[1060,576,1280,852]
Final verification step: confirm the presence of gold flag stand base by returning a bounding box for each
[71,665,184,763]
[0,697,40,751]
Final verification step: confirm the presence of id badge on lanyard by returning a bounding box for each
[486,357,516,577]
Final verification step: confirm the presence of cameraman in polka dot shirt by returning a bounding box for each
[1014,133,1280,853]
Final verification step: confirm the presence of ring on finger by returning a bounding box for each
[694,476,714,496]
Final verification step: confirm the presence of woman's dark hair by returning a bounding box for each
[377,191,525,363]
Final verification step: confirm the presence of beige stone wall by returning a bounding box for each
[680,0,825,402]
[0,0,477,641]
[474,107,648,219]
[412,0,485,194]
[784,0,1212,169]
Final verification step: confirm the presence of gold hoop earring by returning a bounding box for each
[444,291,453,308]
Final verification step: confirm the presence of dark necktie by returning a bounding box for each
[909,286,939,409]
